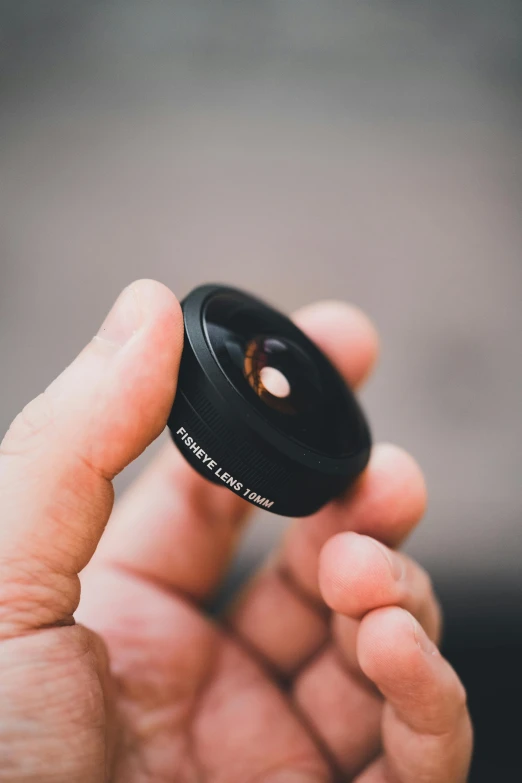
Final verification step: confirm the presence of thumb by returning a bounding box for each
[0,279,183,639]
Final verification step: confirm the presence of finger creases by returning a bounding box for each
[293,646,383,778]
[357,607,473,783]
[319,532,442,642]
[0,280,183,638]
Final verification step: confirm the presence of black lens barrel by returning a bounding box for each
[168,284,371,517]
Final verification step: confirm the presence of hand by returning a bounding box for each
[0,280,472,782]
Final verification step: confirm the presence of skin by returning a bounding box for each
[0,280,473,782]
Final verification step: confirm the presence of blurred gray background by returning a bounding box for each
[1,0,521,593]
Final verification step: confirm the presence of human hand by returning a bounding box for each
[0,280,472,782]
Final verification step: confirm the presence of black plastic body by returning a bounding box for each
[168,284,371,517]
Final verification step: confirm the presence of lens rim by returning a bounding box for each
[181,284,371,475]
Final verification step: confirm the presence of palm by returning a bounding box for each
[80,531,383,783]
[80,564,333,782]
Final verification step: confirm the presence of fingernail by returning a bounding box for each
[408,612,439,656]
[369,538,404,581]
[96,285,142,347]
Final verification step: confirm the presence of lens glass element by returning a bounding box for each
[203,292,366,457]
[243,335,322,415]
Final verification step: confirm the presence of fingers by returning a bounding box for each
[288,533,446,778]
[355,607,473,783]
[293,647,383,778]
[282,444,428,602]
[0,280,183,637]
[228,444,430,779]
[320,531,441,692]
[226,567,329,676]
[227,445,427,678]
[91,300,379,603]
[291,300,379,388]
[319,532,442,643]
[193,638,332,783]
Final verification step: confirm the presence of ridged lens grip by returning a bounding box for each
[167,285,371,517]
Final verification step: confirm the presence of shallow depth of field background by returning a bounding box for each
[1,3,521,779]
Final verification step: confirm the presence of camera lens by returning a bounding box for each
[168,284,371,517]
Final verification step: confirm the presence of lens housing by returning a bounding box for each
[168,284,371,517]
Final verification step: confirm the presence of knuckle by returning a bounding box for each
[0,554,79,638]
[36,623,107,678]
[1,392,55,456]
[0,626,107,768]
